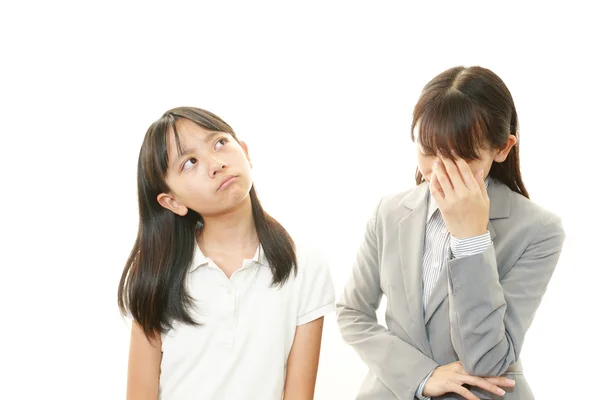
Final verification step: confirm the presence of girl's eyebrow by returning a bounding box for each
[171,131,222,167]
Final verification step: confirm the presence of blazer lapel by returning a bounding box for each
[423,178,510,324]
[396,183,432,356]
[486,178,512,239]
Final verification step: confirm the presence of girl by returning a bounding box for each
[337,66,565,400]
[118,107,335,400]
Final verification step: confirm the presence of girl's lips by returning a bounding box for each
[218,176,237,190]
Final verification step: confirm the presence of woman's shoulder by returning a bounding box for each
[374,183,430,220]
[493,180,565,240]
[504,184,561,224]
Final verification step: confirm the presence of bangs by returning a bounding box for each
[153,117,205,176]
[171,119,187,158]
[143,107,238,179]
[411,91,488,161]
[151,114,181,177]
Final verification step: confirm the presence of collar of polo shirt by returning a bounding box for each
[188,241,269,273]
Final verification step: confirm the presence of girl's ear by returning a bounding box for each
[240,141,252,168]
[494,134,518,163]
[157,193,189,216]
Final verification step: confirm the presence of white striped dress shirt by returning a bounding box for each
[416,179,491,400]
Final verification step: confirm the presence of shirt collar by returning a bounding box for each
[427,176,490,222]
[188,240,268,273]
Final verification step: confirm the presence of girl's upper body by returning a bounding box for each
[159,239,333,400]
[336,66,565,400]
[119,107,335,400]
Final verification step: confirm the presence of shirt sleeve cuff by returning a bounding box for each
[296,302,335,326]
[415,369,435,399]
[450,231,491,259]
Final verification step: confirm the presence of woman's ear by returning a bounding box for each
[157,193,188,216]
[240,141,252,168]
[494,134,518,163]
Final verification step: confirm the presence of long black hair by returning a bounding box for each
[118,107,297,340]
[411,66,529,198]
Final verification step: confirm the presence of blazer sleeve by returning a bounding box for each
[447,213,566,376]
[336,200,439,398]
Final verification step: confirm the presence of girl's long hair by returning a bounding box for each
[118,107,297,340]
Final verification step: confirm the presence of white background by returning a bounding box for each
[1,1,598,399]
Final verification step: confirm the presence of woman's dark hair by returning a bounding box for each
[411,66,529,198]
[118,107,297,340]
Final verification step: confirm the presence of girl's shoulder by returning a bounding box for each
[288,238,335,321]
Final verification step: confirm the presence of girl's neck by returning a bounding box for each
[197,195,258,253]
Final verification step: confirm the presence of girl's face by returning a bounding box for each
[415,135,516,184]
[157,119,253,217]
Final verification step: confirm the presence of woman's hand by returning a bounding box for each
[423,361,515,399]
[430,156,490,238]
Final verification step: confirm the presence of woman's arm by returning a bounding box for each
[431,156,566,376]
[283,317,324,400]
[126,322,162,400]
[447,215,565,376]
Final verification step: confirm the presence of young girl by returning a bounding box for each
[337,66,565,400]
[118,107,335,400]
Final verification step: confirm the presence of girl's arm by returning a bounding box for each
[283,317,324,400]
[126,322,162,400]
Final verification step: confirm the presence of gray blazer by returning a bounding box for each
[336,178,565,399]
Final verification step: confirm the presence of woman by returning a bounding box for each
[337,66,565,399]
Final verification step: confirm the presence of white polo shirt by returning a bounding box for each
[158,241,335,400]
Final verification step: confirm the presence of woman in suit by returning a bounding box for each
[336,66,566,400]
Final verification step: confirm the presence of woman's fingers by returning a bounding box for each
[433,160,454,199]
[451,383,481,400]
[423,361,514,399]
[453,157,478,191]
[439,155,466,194]
[484,376,516,387]
[462,375,506,396]
[429,169,445,199]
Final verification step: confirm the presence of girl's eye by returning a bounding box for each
[215,138,228,149]
[182,158,197,171]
